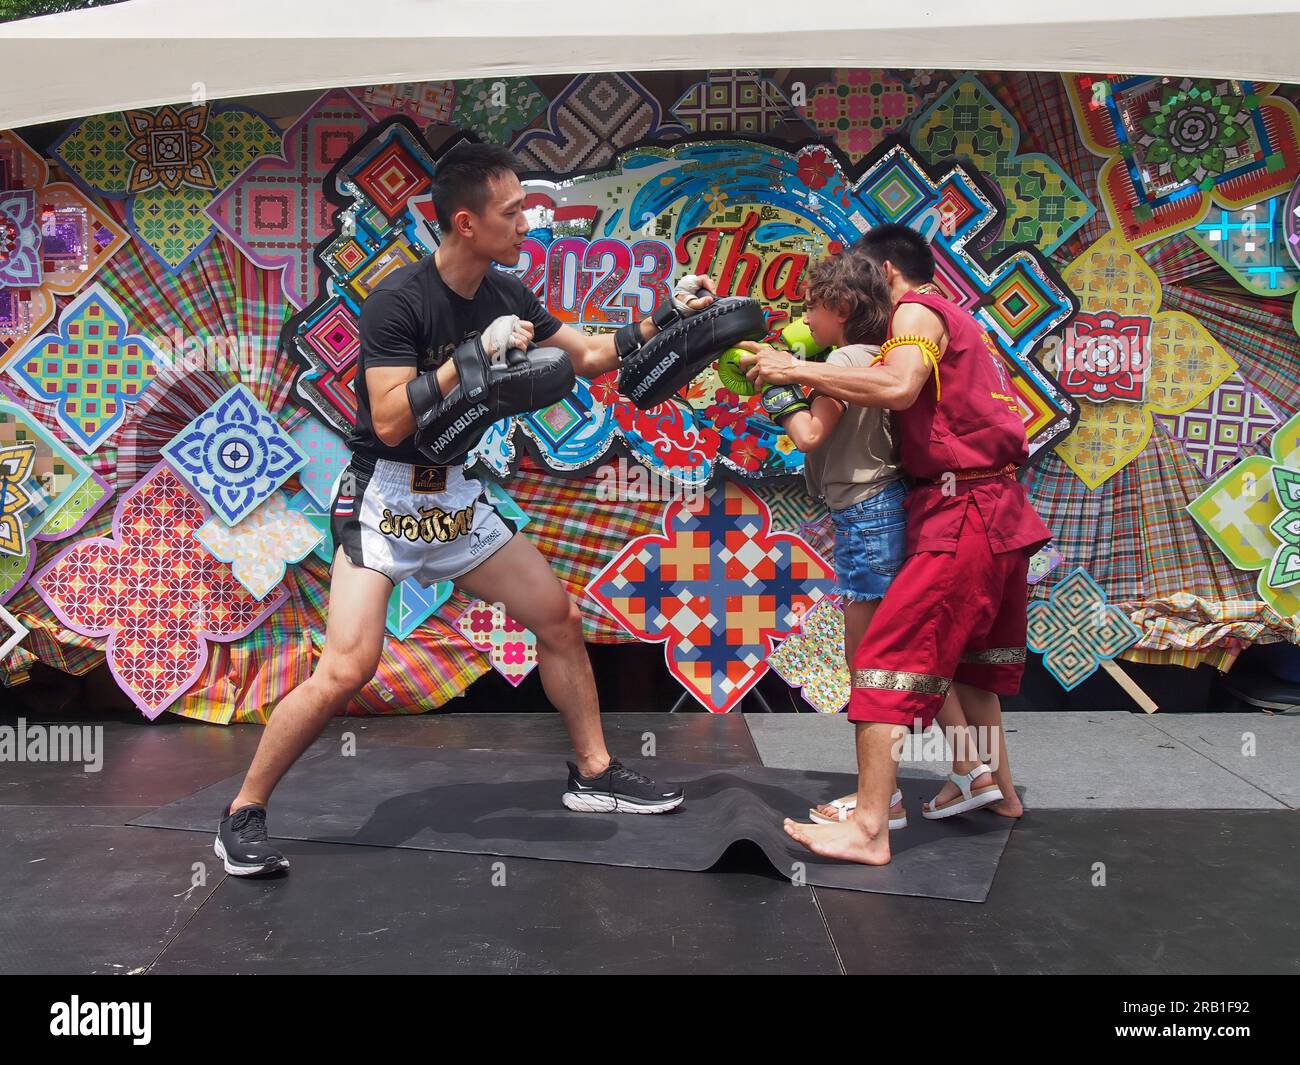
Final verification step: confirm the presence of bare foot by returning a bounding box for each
[812,793,906,822]
[783,816,892,865]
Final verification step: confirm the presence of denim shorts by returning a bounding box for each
[829,479,908,602]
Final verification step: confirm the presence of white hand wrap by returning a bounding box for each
[481,314,522,364]
[671,275,713,318]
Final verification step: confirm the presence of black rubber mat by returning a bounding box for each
[130,746,1014,902]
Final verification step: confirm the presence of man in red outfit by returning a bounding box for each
[741,224,1052,865]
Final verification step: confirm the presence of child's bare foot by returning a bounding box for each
[783,816,892,865]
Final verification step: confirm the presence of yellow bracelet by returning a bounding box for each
[879,334,943,402]
[880,334,942,360]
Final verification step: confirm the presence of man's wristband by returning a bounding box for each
[614,320,644,361]
[651,300,682,332]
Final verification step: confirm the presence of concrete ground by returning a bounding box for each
[745,711,1299,809]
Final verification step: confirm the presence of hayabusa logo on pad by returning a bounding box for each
[629,350,680,400]
[427,403,490,450]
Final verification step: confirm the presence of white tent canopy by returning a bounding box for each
[2,0,1299,128]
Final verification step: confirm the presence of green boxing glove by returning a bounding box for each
[780,316,829,361]
[716,346,758,396]
[760,382,810,423]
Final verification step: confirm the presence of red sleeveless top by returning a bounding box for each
[889,289,1052,555]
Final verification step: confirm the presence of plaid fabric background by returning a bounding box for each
[1158,285,1300,414]
[97,227,296,415]
[985,71,1109,265]
[499,457,667,642]
[1025,456,1143,601]
[2,225,309,706]
[294,556,488,719]
[1124,646,1241,670]
[174,574,314,725]
[1142,232,1224,288]
[1120,430,1280,644]
[8,71,1300,704]
[175,553,491,724]
[1024,167,1300,663]
[0,602,102,687]
[1030,414,1296,660]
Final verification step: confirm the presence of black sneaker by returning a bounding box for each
[562,758,685,814]
[215,803,290,876]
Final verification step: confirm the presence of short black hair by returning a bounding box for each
[430,142,521,233]
[851,223,936,283]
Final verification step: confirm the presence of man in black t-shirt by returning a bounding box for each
[349,253,563,464]
[216,144,719,876]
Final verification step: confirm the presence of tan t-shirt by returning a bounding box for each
[801,344,902,511]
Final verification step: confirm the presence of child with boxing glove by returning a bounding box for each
[742,252,910,827]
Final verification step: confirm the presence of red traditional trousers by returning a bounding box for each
[847,495,1032,730]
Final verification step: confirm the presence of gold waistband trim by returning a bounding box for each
[960,647,1027,665]
[852,668,951,695]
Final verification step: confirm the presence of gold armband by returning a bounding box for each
[879,334,943,402]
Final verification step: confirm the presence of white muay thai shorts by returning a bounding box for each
[328,453,518,586]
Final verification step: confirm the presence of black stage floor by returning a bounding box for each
[1,713,1296,974]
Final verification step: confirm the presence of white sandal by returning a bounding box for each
[921,764,1004,820]
[808,789,907,830]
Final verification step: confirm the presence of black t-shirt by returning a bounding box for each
[351,255,563,463]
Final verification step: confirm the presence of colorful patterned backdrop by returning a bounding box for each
[2,68,1299,718]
